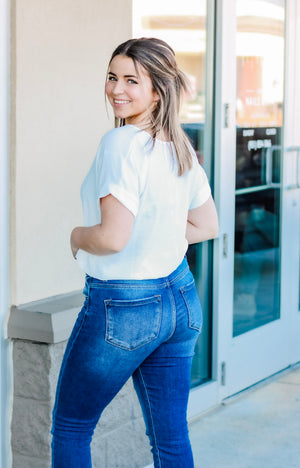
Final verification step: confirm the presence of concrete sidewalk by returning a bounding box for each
[189,364,300,468]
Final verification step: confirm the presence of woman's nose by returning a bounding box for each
[112,80,125,94]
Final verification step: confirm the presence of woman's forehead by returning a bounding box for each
[109,55,149,77]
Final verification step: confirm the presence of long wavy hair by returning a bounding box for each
[107,37,193,176]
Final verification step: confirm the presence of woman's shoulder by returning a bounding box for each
[100,125,146,151]
[95,125,150,168]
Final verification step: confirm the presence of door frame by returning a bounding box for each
[188,0,300,417]
[215,0,300,400]
[212,0,241,400]
[188,0,238,416]
[281,0,300,365]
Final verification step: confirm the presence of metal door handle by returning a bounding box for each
[264,145,281,185]
[284,146,300,190]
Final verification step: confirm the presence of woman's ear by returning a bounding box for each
[153,90,160,103]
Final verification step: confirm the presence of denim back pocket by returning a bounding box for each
[180,281,203,332]
[104,295,162,351]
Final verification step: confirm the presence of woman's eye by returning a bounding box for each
[108,76,117,82]
[128,79,138,84]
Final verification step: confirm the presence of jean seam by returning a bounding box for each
[138,367,162,468]
[169,266,189,286]
[180,286,202,332]
[164,284,177,342]
[89,283,166,290]
[87,264,189,290]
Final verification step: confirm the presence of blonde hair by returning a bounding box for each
[108,37,193,176]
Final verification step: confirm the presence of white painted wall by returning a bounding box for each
[1,0,12,465]
[13,0,132,304]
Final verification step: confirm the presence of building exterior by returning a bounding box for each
[1,0,299,467]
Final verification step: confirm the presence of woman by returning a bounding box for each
[51,37,219,467]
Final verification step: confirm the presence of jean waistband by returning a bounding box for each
[85,256,189,288]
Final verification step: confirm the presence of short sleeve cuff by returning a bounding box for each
[98,185,139,217]
[189,186,211,210]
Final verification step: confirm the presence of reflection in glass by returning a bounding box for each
[133,0,207,125]
[233,0,284,337]
[133,0,212,386]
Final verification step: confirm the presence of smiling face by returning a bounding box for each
[105,55,159,127]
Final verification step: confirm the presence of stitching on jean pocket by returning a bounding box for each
[104,295,162,351]
[180,281,202,332]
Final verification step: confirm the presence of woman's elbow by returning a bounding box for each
[201,219,219,242]
[208,208,219,240]
[210,220,219,239]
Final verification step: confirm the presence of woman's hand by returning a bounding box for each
[70,195,135,257]
[70,227,80,259]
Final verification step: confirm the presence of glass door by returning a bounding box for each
[281,0,300,366]
[219,0,300,398]
[234,51,282,338]
[133,0,219,415]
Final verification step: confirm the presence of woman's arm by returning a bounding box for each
[70,194,135,258]
[186,195,219,244]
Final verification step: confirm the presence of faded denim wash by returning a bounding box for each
[51,257,202,467]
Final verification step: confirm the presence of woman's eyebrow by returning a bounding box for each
[108,71,138,79]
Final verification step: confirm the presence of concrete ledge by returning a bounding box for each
[8,291,83,343]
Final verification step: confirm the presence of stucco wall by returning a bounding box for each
[12,0,132,304]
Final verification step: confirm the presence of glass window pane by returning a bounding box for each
[133,0,213,385]
[233,0,285,337]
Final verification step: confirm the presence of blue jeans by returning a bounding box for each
[51,257,202,467]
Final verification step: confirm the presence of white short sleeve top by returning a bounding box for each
[76,124,211,280]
